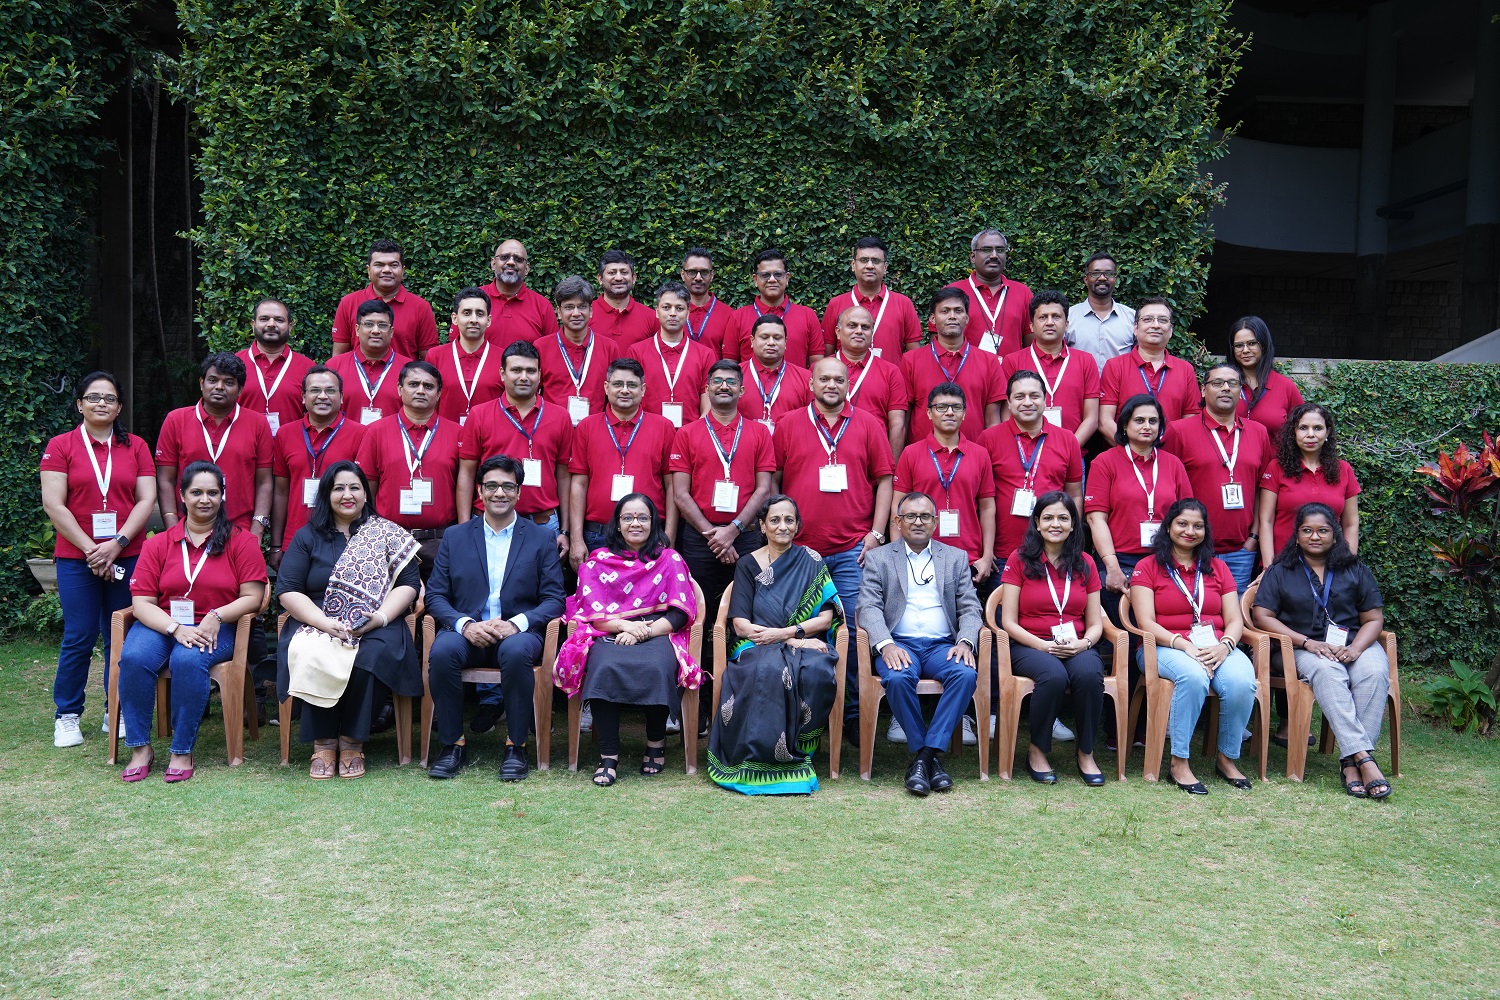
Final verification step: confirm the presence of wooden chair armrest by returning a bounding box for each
[855,627,874,678]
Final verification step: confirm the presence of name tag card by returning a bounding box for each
[712,480,740,513]
[399,490,427,515]
[302,479,319,507]
[170,599,195,626]
[1051,622,1078,643]
[661,402,683,428]
[522,458,544,486]
[567,396,590,425]
[360,406,383,425]
[760,418,776,433]
[410,478,433,503]
[819,464,848,493]
[1010,489,1036,518]
[611,474,635,501]
[91,511,117,539]
[1043,406,1063,427]
[1189,623,1218,649]
[870,347,883,357]
[459,415,467,427]
[1221,483,1244,510]
[938,509,960,536]
[1140,521,1161,547]
[266,412,281,436]
[1325,624,1349,647]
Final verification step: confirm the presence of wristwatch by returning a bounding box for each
[794,624,805,639]
[869,529,886,543]
[252,515,271,527]
[113,533,130,548]
[729,519,743,532]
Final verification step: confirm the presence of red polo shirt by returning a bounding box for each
[354,412,461,530]
[568,409,677,523]
[458,397,574,515]
[837,351,908,425]
[773,404,894,556]
[154,403,274,528]
[1000,344,1101,434]
[670,414,776,526]
[41,428,156,559]
[1083,445,1194,556]
[893,435,996,562]
[272,415,367,542]
[725,299,824,368]
[627,335,716,427]
[130,521,267,625]
[591,296,658,349]
[1163,413,1273,551]
[736,359,812,428]
[1237,370,1305,442]
[477,281,558,348]
[1099,348,1202,422]
[686,296,734,358]
[820,286,923,359]
[1000,555,1102,639]
[331,285,438,359]
[235,345,314,434]
[943,273,1033,356]
[428,339,504,424]
[901,340,1005,443]
[978,420,1085,561]
[1130,556,1238,641]
[1259,459,1362,554]
[323,349,412,424]
[536,331,620,423]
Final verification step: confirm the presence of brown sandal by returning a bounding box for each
[338,736,365,779]
[310,740,338,780]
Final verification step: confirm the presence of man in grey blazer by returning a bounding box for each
[857,491,981,795]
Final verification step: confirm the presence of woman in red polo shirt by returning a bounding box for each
[118,461,267,784]
[997,491,1106,785]
[1229,316,1304,440]
[1255,402,1360,567]
[39,372,158,748]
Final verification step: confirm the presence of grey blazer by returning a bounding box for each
[856,538,981,652]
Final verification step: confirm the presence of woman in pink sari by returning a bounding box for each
[554,493,700,786]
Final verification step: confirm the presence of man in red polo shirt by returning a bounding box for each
[1001,290,1101,448]
[680,248,734,358]
[236,297,314,436]
[832,305,907,458]
[724,249,824,368]
[902,288,1005,445]
[943,229,1033,356]
[476,239,558,348]
[355,360,461,576]
[592,250,658,349]
[537,275,620,425]
[567,358,677,568]
[1098,296,1201,441]
[736,314,811,431]
[628,281,715,430]
[269,365,367,567]
[455,341,573,548]
[329,239,438,360]
[820,237,922,359]
[325,300,412,425]
[430,287,502,425]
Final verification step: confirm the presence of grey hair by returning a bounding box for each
[553,274,595,304]
[970,229,1007,251]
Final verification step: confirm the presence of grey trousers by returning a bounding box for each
[1293,644,1390,758]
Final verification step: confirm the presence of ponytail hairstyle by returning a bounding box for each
[178,461,234,556]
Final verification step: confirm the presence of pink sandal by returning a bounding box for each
[163,755,195,784]
[120,751,154,783]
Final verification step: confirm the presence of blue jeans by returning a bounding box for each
[118,619,238,755]
[1217,548,1257,594]
[877,634,978,752]
[479,512,558,707]
[54,556,136,718]
[1139,644,1257,760]
[822,543,865,718]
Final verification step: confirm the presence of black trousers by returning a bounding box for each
[428,628,542,746]
[300,668,381,742]
[591,701,669,758]
[1010,644,1105,754]
[676,521,764,673]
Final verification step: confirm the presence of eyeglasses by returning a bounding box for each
[82,394,119,404]
[619,514,652,525]
[1205,378,1242,389]
[494,253,528,263]
[930,403,965,413]
[306,388,339,397]
[755,270,787,281]
[973,246,1007,257]
[1085,269,1118,279]
[480,481,521,495]
[605,381,641,390]
[854,256,885,266]
[898,512,936,524]
[707,377,740,388]
[683,268,712,278]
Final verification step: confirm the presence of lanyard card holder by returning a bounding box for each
[567,396,590,425]
[611,474,635,501]
[712,480,740,513]
[938,509,960,536]
[91,511,118,539]
[819,464,848,493]
[522,457,544,486]
[1188,622,1218,649]
[1325,624,1349,647]
[1051,621,1078,643]
[1221,483,1244,510]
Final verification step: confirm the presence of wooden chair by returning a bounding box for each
[1120,592,1270,781]
[855,626,990,781]
[978,588,1130,781]
[1239,578,1402,780]
[708,581,846,780]
[106,589,270,767]
[565,578,706,774]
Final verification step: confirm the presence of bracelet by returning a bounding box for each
[1220,637,1235,651]
[203,608,221,623]
[375,611,388,628]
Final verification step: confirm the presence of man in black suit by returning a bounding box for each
[426,454,566,781]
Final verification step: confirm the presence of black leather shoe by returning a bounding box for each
[369,702,395,735]
[928,754,953,792]
[1171,775,1209,795]
[904,755,931,796]
[1078,764,1106,787]
[500,744,529,782]
[471,703,502,735]
[1215,765,1252,791]
[427,742,472,779]
[1027,764,1058,784]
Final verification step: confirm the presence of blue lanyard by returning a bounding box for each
[1138,362,1168,397]
[1166,565,1205,624]
[1240,382,1267,411]
[556,331,593,386]
[928,448,963,495]
[706,415,744,471]
[398,416,438,468]
[687,298,716,341]
[753,362,788,408]
[301,415,346,477]
[1014,432,1048,475]
[1301,561,1336,625]
[604,414,643,467]
[929,342,970,383]
[811,409,851,453]
[501,400,543,445]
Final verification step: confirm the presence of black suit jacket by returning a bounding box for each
[425,515,566,635]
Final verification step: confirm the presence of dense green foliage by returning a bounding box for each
[178,0,1240,355]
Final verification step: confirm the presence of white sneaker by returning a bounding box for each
[1052,719,1076,742]
[885,718,906,743]
[99,714,124,737]
[961,715,978,746]
[664,716,682,735]
[579,705,593,733]
[989,714,997,738]
[54,714,84,748]
[1242,727,1253,743]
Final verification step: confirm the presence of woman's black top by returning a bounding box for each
[1253,558,1382,637]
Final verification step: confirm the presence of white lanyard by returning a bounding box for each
[1128,449,1160,519]
[1044,565,1073,622]
[180,537,212,598]
[705,415,744,480]
[968,276,1008,339]
[748,361,787,408]
[1167,566,1206,624]
[354,352,396,405]
[1207,419,1242,483]
[252,347,292,410]
[80,425,113,507]
[196,402,241,463]
[1029,345,1070,405]
[839,351,875,402]
[807,404,851,462]
[654,335,691,399]
[850,286,891,341]
[452,340,491,406]
[400,417,437,479]
[558,331,595,392]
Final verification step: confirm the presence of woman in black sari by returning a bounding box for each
[707,495,840,794]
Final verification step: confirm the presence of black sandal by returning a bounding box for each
[1352,752,1391,800]
[640,744,666,776]
[592,756,618,787]
[1339,755,1367,798]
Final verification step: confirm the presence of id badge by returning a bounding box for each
[91,511,117,539]
[1221,483,1245,510]
[760,418,776,433]
[266,412,281,436]
[360,406,383,425]
[170,599,195,626]
[871,347,883,358]
[661,402,684,428]
[410,478,433,503]
[1010,489,1036,518]
[611,474,635,501]
[1189,623,1218,649]
[1325,624,1349,647]
[459,415,467,427]
[522,457,544,486]
[1140,521,1161,547]
[302,478,319,507]
[399,489,426,515]
[567,396,590,425]
[1043,406,1063,427]
[938,509,960,536]
[712,480,740,513]
[819,464,848,493]
[1051,622,1078,643]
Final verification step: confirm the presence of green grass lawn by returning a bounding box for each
[2,637,1497,999]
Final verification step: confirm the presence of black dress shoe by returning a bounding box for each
[1215,765,1252,791]
[904,755,931,796]
[500,744,529,782]
[1077,764,1106,787]
[928,755,953,792]
[471,704,503,735]
[428,742,472,779]
[1171,775,1209,795]
[369,702,395,735]
[1027,763,1057,784]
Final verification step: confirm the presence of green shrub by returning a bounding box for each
[1419,660,1497,734]
[18,593,65,639]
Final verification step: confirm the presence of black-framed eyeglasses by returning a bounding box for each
[707,377,740,388]
[930,403,964,414]
[480,481,521,495]
[755,270,787,281]
[898,512,936,524]
[82,394,119,404]
[683,268,712,278]
[619,513,652,525]
[973,246,1007,257]
[1086,269,1118,279]
[494,253,528,263]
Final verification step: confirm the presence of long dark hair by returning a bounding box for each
[1229,316,1275,397]
[1113,393,1166,447]
[1276,402,1342,483]
[1150,497,1216,574]
[1273,502,1358,572]
[76,371,130,445]
[1017,491,1090,581]
[178,461,234,556]
[307,460,375,538]
[603,492,669,560]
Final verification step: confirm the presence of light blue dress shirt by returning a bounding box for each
[1066,300,1137,372]
[454,516,530,635]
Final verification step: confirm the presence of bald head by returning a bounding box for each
[810,356,849,411]
[491,239,531,289]
[836,306,874,357]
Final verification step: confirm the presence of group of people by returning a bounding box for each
[38,232,1395,799]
